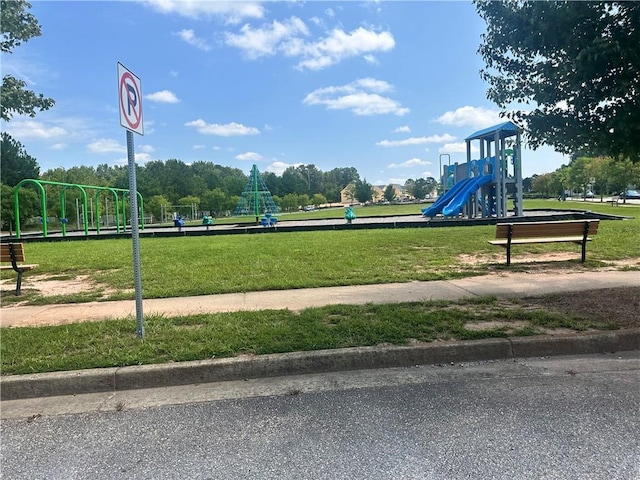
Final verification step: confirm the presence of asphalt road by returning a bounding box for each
[2,353,639,480]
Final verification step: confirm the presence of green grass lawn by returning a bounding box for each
[2,200,639,305]
[0,296,620,375]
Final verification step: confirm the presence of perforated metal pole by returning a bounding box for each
[126,130,144,338]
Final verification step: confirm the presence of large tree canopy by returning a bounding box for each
[476,1,640,161]
[0,132,40,186]
[1,0,55,121]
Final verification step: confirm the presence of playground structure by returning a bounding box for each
[423,121,523,219]
[234,164,279,218]
[13,179,144,239]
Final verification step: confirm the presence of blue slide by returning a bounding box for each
[441,175,493,217]
[421,177,475,217]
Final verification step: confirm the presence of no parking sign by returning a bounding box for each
[117,62,145,338]
[118,62,144,135]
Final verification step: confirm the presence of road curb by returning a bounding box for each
[2,329,638,401]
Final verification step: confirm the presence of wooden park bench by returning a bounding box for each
[489,219,600,266]
[0,243,39,296]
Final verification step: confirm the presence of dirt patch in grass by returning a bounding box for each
[522,286,640,329]
[0,274,127,305]
[459,253,640,269]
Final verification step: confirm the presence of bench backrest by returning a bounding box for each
[495,220,600,239]
[0,243,26,262]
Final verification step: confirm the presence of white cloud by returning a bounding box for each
[293,27,395,71]
[236,151,263,161]
[435,106,503,129]
[388,158,432,169]
[114,152,154,166]
[439,142,480,154]
[376,134,456,147]
[304,78,408,116]
[375,177,408,186]
[145,90,180,103]
[225,18,394,70]
[5,120,67,139]
[225,17,309,59]
[394,125,410,133]
[185,119,260,136]
[193,144,206,150]
[175,29,211,51]
[139,144,155,153]
[142,0,264,23]
[135,153,153,164]
[363,54,378,65]
[51,143,67,150]
[265,161,301,175]
[421,170,435,178]
[87,138,126,154]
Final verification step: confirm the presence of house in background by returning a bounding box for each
[340,183,409,204]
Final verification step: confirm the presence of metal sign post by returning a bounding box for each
[118,62,144,339]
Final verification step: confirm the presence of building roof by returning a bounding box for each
[465,121,518,142]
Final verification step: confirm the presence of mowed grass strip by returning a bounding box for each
[0,297,619,375]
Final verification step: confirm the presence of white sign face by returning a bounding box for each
[118,62,144,135]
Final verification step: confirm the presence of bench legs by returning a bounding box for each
[506,225,513,266]
[15,270,24,296]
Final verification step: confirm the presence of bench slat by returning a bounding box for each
[495,220,599,239]
[0,263,38,270]
[489,237,591,246]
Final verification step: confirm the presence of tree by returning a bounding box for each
[144,195,170,222]
[323,167,360,202]
[0,132,39,186]
[606,158,637,202]
[1,182,39,232]
[201,188,227,217]
[405,177,438,200]
[312,193,327,207]
[476,1,640,161]
[280,193,300,212]
[383,184,396,202]
[1,0,55,121]
[178,195,200,217]
[567,157,590,197]
[550,165,571,200]
[354,179,373,203]
[584,157,609,200]
[281,166,308,195]
[531,173,555,198]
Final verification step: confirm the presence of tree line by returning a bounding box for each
[1,142,443,228]
[527,156,640,201]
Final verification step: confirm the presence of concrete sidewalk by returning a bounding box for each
[2,270,639,327]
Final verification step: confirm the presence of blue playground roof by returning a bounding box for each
[465,121,518,142]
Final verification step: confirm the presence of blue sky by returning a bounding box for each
[3,0,569,184]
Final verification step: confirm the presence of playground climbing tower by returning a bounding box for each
[464,121,523,218]
[234,164,280,217]
[426,121,523,220]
